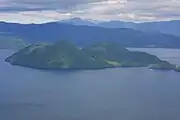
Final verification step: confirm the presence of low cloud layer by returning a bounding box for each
[0,0,180,23]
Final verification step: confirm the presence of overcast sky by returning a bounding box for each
[0,0,180,23]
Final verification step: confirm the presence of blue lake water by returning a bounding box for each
[1,48,180,120]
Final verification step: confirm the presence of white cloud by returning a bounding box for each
[0,11,72,23]
[0,0,180,23]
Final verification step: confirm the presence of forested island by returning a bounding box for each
[5,40,180,72]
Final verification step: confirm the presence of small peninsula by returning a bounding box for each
[148,62,176,70]
[175,67,180,72]
[5,40,178,71]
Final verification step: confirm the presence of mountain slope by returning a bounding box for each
[136,20,180,37]
[0,22,180,48]
[58,18,180,37]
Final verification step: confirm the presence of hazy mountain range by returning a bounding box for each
[58,18,180,37]
[1,18,180,49]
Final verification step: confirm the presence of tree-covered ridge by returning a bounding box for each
[83,42,164,67]
[5,41,177,70]
[6,41,111,69]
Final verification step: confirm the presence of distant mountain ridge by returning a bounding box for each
[58,17,98,26]
[58,18,180,37]
[1,21,180,48]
